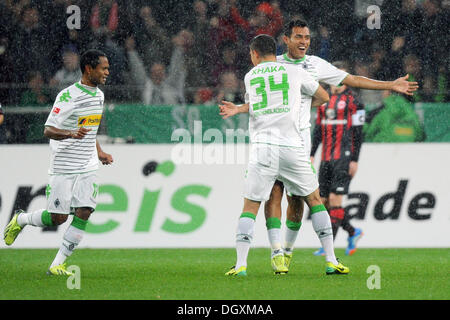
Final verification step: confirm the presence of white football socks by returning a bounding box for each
[235,212,256,270]
[310,205,338,265]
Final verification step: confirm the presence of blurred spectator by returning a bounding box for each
[353,61,384,110]
[20,71,50,106]
[49,46,82,90]
[210,41,240,87]
[420,75,438,102]
[194,87,215,105]
[0,103,4,142]
[189,1,213,88]
[10,5,52,83]
[420,0,446,75]
[402,54,423,102]
[363,91,425,142]
[0,37,14,104]
[90,0,119,39]
[89,0,127,87]
[316,26,331,61]
[133,5,171,68]
[173,29,209,104]
[125,34,186,105]
[368,43,388,81]
[215,71,244,104]
[246,2,284,38]
[384,35,407,80]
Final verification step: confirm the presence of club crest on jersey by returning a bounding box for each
[337,100,347,109]
[78,114,102,127]
[326,108,336,119]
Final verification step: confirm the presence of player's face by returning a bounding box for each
[89,56,110,86]
[284,26,311,59]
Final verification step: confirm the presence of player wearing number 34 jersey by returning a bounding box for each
[225,34,349,277]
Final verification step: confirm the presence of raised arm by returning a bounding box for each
[342,74,419,96]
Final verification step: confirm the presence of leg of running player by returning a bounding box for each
[226,198,261,276]
[304,189,340,266]
[283,193,304,269]
[264,181,283,259]
[49,207,92,271]
[264,181,289,274]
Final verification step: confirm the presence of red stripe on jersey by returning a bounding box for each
[348,96,357,154]
[334,95,348,160]
[324,95,338,161]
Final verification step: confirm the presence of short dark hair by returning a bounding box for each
[80,49,107,73]
[284,19,309,37]
[249,34,276,57]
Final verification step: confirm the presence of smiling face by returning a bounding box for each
[283,26,311,59]
[88,56,109,86]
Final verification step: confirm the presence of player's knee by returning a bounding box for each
[305,188,322,207]
[74,207,94,220]
[51,214,68,225]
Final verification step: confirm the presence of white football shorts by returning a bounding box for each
[46,171,99,214]
[243,142,318,202]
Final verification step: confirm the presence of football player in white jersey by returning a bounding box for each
[220,19,419,272]
[225,34,349,276]
[4,49,113,276]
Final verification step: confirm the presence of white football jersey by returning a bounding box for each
[45,81,104,174]
[244,61,319,148]
[276,54,348,129]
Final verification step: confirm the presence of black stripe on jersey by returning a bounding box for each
[53,158,90,164]
[55,153,92,159]
[58,147,95,152]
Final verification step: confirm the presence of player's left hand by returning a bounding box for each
[348,161,358,177]
[99,151,113,165]
[219,100,239,119]
[392,74,419,96]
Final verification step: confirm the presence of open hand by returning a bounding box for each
[391,74,419,96]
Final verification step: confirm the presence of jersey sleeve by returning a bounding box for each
[45,90,75,129]
[298,68,320,96]
[314,56,349,86]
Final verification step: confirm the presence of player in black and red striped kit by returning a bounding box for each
[310,61,364,256]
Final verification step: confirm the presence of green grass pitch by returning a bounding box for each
[0,248,448,300]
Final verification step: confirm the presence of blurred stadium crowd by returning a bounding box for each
[0,0,448,108]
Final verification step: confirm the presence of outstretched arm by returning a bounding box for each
[219,101,249,119]
[342,74,419,96]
